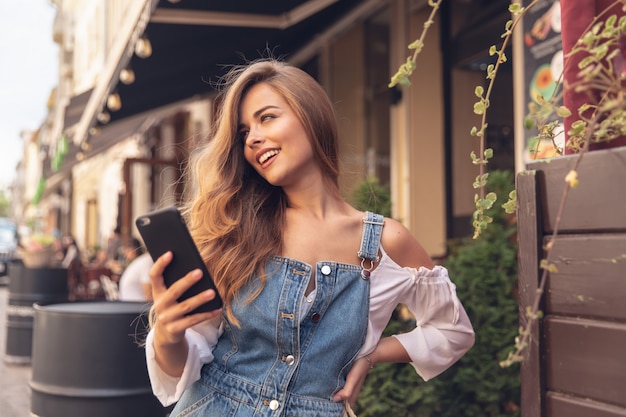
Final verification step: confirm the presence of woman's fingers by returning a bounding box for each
[333,357,370,405]
[150,252,207,307]
[149,251,172,294]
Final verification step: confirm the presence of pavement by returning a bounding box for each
[0,284,32,417]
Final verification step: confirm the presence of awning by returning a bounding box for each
[63,88,93,128]
[72,0,369,146]
[42,104,172,193]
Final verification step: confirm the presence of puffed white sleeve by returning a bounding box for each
[145,317,223,406]
[393,265,475,381]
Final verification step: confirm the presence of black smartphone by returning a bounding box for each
[135,206,223,313]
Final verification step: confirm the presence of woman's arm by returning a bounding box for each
[334,217,474,405]
[379,218,474,379]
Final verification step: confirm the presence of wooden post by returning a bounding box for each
[516,169,545,417]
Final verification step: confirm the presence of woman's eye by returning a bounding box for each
[260,114,274,122]
[238,130,249,142]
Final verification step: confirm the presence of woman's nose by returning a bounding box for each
[245,126,264,146]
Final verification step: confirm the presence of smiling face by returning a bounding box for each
[239,82,319,189]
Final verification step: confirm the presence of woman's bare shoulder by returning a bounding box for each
[380,217,434,270]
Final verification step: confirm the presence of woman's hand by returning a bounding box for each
[333,338,412,406]
[149,251,222,376]
[332,356,372,406]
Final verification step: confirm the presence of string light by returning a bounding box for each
[97,111,111,124]
[135,36,152,58]
[107,92,122,111]
[119,68,135,84]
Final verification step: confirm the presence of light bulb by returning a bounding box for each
[135,37,152,58]
[97,111,111,124]
[120,68,135,84]
[107,93,122,111]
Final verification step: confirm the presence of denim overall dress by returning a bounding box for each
[171,212,384,417]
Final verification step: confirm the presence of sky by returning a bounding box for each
[0,1,58,189]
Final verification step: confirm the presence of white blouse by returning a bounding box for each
[146,245,475,406]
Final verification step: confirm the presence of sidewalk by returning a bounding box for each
[0,285,32,417]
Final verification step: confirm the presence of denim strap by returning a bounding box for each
[357,211,385,262]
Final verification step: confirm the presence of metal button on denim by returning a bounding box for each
[285,355,295,366]
[321,265,331,275]
[269,399,279,410]
[311,313,321,323]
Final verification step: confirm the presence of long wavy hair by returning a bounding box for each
[181,59,341,324]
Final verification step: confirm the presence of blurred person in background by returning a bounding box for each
[118,238,153,301]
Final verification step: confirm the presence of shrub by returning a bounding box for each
[350,177,392,218]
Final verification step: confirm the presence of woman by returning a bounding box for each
[146,59,474,416]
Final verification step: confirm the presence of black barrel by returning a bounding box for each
[4,265,68,365]
[30,301,169,417]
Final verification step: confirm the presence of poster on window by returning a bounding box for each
[522,0,562,161]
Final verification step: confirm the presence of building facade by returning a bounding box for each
[18,0,516,259]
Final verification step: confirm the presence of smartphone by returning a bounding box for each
[135,206,223,313]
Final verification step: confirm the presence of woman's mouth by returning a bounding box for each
[258,149,280,165]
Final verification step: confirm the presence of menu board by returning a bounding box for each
[522,0,563,161]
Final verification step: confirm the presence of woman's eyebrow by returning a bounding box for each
[252,105,280,119]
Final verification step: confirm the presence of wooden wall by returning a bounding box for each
[517,146,626,417]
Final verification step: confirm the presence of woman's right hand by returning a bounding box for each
[149,251,222,375]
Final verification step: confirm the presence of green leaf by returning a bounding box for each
[408,39,423,51]
[606,14,617,29]
[578,55,596,69]
[502,190,517,214]
[474,101,485,115]
[556,106,571,117]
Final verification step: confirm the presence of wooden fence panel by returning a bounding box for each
[544,317,626,407]
[547,392,626,417]
[545,234,626,321]
[517,146,626,417]
[527,148,626,234]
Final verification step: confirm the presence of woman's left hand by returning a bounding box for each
[332,356,372,406]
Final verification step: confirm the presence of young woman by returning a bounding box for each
[145,59,474,416]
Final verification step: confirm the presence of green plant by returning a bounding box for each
[350,176,392,218]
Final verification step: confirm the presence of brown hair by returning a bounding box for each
[182,59,340,324]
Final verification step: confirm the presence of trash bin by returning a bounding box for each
[4,265,68,364]
[30,301,169,417]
